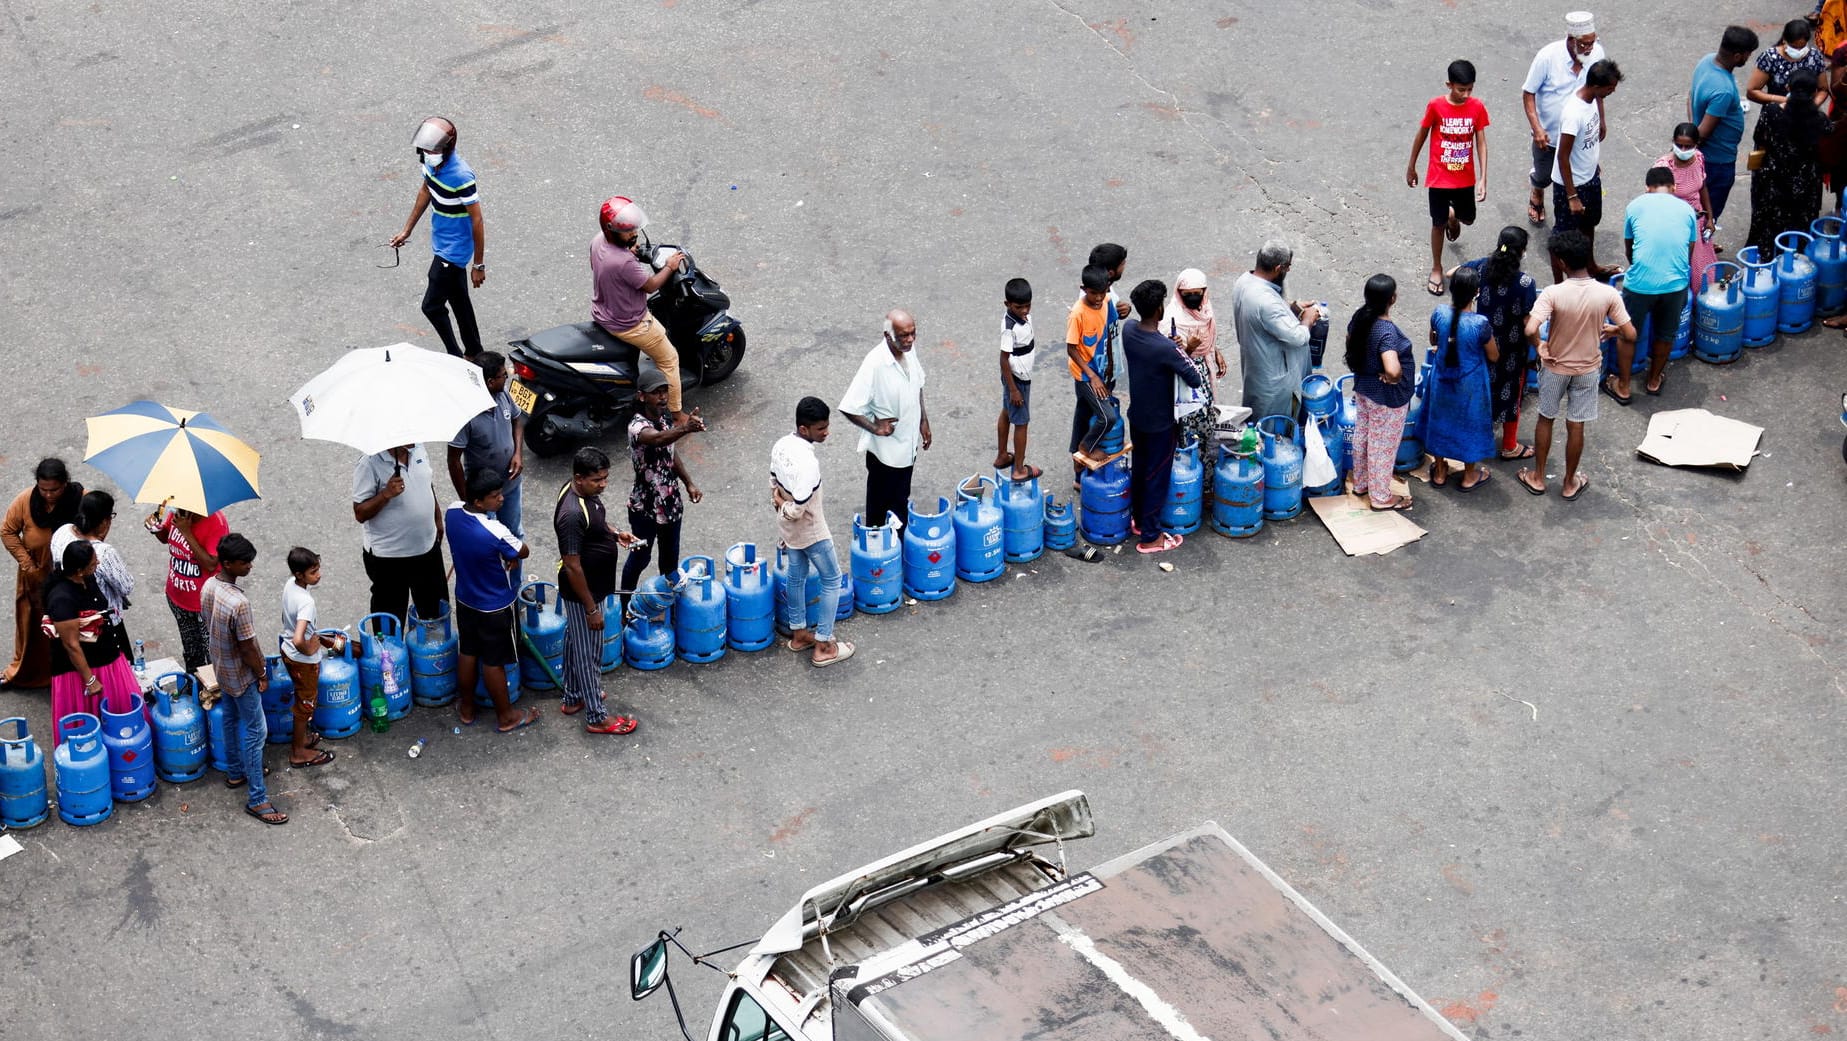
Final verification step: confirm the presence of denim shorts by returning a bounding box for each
[1536,368,1599,423]
[1001,379,1031,426]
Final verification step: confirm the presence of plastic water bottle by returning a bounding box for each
[407,738,426,759]
[1308,300,1330,368]
[132,640,146,679]
[368,696,390,733]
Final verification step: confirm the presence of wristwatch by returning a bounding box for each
[471,263,486,271]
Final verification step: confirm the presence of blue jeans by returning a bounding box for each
[781,539,841,641]
[222,681,270,808]
[495,476,524,589]
[1703,155,1737,221]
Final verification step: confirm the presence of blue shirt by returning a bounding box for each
[1690,55,1745,164]
[1122,323,1202,432]
[1352,318,1415,409]
[424,153,479,266]
[1623,192,1699,294]
[445,504,523,611]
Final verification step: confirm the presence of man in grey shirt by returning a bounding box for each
[352,443,448,622]
[448,351,525,587]
[1230,241,1323,423]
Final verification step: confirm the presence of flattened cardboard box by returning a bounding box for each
[1637,409,1764,471]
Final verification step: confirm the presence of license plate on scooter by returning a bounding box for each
[508,378,537,415]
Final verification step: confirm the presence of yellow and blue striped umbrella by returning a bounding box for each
[83,401,262,515]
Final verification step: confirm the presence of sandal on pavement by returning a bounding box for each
[225,766,272,789]
[289,749,335,769]
[1600,376,1633,406]
[1430,460,1450,487]
[812,640,856,668]
[1498,443,1535,460]
[1456,469,1492,492]
[496,706,541,733]
[1135,533,1184,554]
[1425,274,1445,296]
[560,700,584,716]
[1367,495,1414,512]
[245,802,289,826]
[1527,199,1546,226]
[1561,474,1590,501]
[585,716,638,735]
[1517,469,1547,496]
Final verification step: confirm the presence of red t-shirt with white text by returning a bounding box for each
[162,511,228,613]
[1421,96,1490,189]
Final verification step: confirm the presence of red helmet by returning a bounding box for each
[599,196,649,234]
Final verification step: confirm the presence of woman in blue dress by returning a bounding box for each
[1425,266,1499,491]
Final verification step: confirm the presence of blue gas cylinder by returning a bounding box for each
[1098,410,1126,457]
[1602,273,1649,375]
[1395,349,1432,473]
[772,546,820,636]
[903,496,957,601]
[53,713,112,827]
[1526,330,1542,392]
[203,695,231,772]
[0,716,49,829]
[850,517,902,614]
[1326,375,1355,481]
[1809,215,1847,316]
[674,556,727,664]
[100,691,155,803]
[357,612,413,717]
[1161,437,1205,534]
[471,656,523,706]
[1694,261,1745,364]
[953,476,1005,582]
[623,615,674,671]
[1042,493,1077,550]
[514,583,568,690]
[1737,245,1779,347]
[1669,287,1694,360]
[997,474,1045,562]
[314,637,362,739]
[1079,457,1131,545]
[1302,415,1346,498]
[599,593,624,670]
[1775,230,1818,333]
[833,570,854,622]
[723,542,776,647]
[1211,443,1264,537]
[261,651,295,744]
[407,602,459,706]
[1301,373,1338,420]
[630,573,676,625]
[1258,416,1305,520]
[149,672,207,784]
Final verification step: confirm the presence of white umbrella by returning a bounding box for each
[288,343,495,455]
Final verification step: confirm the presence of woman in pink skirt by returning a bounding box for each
[45,541,140,744]
[1344,274,1416,511]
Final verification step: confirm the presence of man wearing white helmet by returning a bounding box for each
[388,116,486,358]
[1522,13,1606,227]
[591,195,693,424]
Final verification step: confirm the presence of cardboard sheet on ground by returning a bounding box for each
[1636,409,1763,470]
[1309,491,1427,556]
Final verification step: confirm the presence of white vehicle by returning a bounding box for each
[631,791,1467,1041]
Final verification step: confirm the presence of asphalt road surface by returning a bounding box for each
[2,3,1841,1040]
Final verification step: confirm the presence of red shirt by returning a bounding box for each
[1421,96,1490,189]
[162,511,228,613]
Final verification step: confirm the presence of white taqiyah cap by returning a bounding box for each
[1565,11,1596,36]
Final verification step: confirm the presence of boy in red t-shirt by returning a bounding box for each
[1406,60,1490,297]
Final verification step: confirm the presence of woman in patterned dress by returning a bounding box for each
[1455,227,1539,460]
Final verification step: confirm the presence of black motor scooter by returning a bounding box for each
[508,244,745,456]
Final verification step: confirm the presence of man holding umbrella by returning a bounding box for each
[352,444,448,623]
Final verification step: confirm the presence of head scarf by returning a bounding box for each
[1169,269,1216,370]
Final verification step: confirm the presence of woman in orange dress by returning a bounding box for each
[1,459,82,689]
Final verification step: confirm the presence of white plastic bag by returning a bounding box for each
[1302,416,1337,489]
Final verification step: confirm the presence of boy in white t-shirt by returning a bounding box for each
[278,547,344,769]
[995,278,1041,481]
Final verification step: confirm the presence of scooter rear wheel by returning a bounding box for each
[701,327,746,385]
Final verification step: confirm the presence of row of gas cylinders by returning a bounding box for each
[1689,218,1847,364]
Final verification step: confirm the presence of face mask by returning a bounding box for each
[421,152,442,169]
[1673,146,1698,161]
[1787,45,1811,60]
[1179,293,1205,309]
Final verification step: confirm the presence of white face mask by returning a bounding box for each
[1786,45,1811,60]
[421,152,443,169]
[1673,146,1698,161]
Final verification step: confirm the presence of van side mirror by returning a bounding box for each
[632,937,671,1001]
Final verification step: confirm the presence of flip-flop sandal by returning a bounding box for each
[1456,470,1493,492]
[1010,465,1044,480]
[560,700,584,716]
[1517,470,1547,496]
[1527,200,1546,226]
[224,766,272,789]
[1561,475,1590,501]
[457,712,478,727]
[1429,463,1450,487]
[1425,275,1444,296]
[496,707,541,733]
[1644,382,1663,397]
[992,452,1014,469]
[1498,444,1535,460]
[585,715,638,734]
[1600,377,1633,406]
[1445,216,1461,242]
[289,749,336,769]
[812,640,856,668]
[1367,496,1414,512]
[245,802,289,826]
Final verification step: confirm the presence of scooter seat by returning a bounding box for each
[524,321,640,364]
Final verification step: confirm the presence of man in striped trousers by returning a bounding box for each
[554,447,639,735]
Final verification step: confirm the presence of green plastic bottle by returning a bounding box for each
[368,695,390,733]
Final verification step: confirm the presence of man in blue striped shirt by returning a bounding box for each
[389,116,487,358]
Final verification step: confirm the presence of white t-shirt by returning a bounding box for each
[1551,93,1602,186]
[279,580,322,664]
[1000,312,1035,381]
[1522,39,1606,134]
